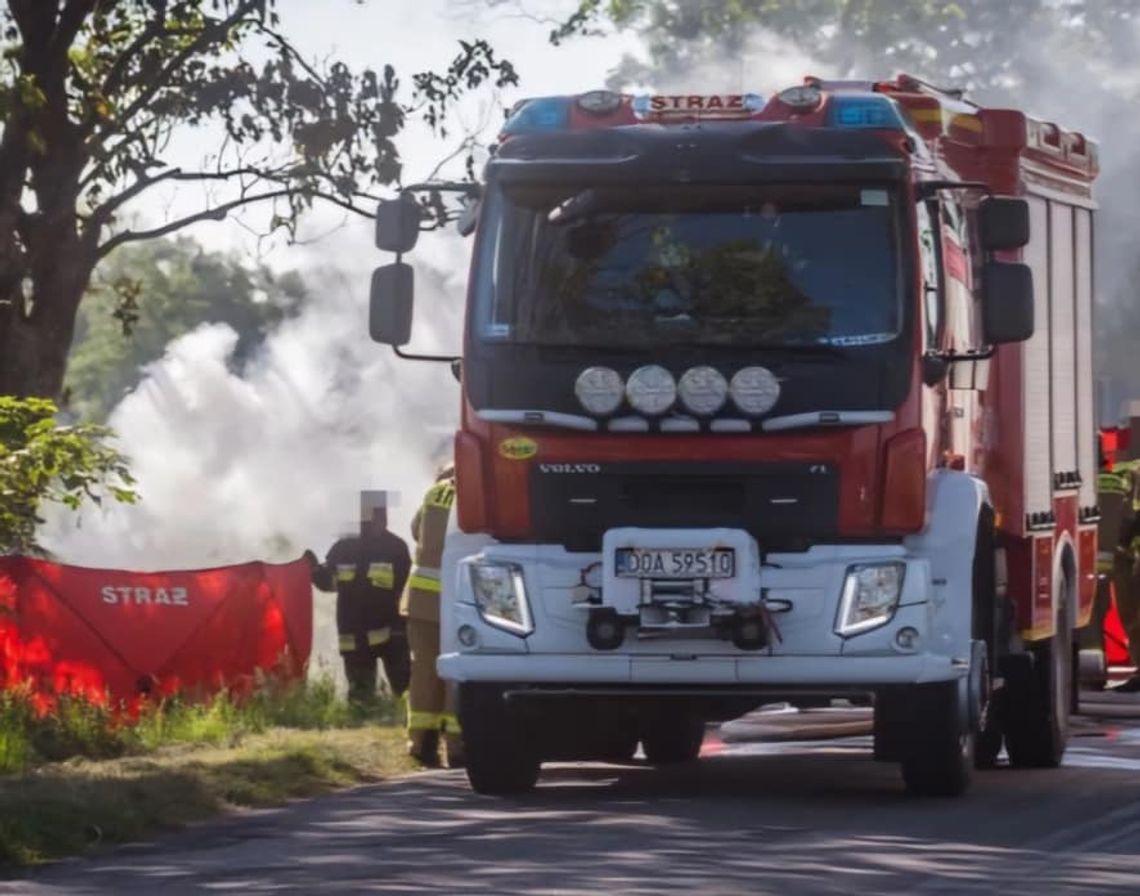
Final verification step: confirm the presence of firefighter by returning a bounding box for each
[1110,458,1140,691]
[401,463,461,767]
[306,491,411,703]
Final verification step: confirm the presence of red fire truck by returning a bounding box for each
[370,74,1100,797]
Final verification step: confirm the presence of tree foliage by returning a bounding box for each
[0,396,136,554]
[562,1,1139,96]
[64,236,307,422]
[0,1,517,399]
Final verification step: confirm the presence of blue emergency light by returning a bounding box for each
[502,97,571,136]
[828,94,906,130]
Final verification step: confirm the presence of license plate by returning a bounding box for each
[615,548,735,579]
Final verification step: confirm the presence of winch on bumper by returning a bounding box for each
[438,527,962,689]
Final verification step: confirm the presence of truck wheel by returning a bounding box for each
[458,683,540,795]
[898,681,974,797]
[640,714,704,764]
[972,508,1002,770]
[1005,603,1072,769]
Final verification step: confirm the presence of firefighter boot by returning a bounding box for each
[409,728,441,767]
[444,734,465,769]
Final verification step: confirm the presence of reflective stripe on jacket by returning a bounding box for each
[401,476,455,623]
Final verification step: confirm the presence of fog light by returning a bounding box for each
[457,624,478,648]
[587,608,625,651]
[894,626,920,651]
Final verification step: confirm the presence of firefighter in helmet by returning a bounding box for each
[307,490,411,703]
[1107,456,1140,692]
[401,461,461,766]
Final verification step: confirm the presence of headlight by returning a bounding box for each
[834,562,905,637]
[729,366,781,416]
[626,365,676,416]
[678,366,728,416]
[469,561,533,636]
[575,366,624,416]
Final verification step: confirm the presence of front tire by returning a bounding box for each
[458,683,540,795]
[897,681,974,797]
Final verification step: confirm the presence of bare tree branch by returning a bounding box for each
[96,187,296,257]
[95,186,372,259]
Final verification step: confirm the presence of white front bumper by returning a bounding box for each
[439,531,967,689]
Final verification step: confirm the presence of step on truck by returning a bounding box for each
[369,75,1101,797]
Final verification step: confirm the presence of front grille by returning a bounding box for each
[529,461,839,552]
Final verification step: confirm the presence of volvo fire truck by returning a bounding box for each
[370,75,1100,797]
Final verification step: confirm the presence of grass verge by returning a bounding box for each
[0,725,414,868]
[0,679,417,868]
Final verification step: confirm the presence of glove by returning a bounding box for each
[302,549,319,569]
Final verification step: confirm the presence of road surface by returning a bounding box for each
[7,691,1140,895]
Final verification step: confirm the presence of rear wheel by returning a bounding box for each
[640,714,705,765]
[459,684,540,795]
[1005,597,1072,769]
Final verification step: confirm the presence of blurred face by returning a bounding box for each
[361,509,388,535]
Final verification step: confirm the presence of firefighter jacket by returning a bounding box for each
[313,531,411,654]
[401,476,456,625]
[1098,463,1140,569]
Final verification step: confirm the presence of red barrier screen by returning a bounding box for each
[0,556,312,706]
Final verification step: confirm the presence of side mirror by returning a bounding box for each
[981,261,1034,345]
[375,193,421,254]
[979,196,1029,251]
[369,262,414,346]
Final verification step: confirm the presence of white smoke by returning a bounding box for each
[608,26,837,95]
[41,245,466,678]
[45,255,465,569]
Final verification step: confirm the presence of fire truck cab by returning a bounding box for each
[370,75,1099,797]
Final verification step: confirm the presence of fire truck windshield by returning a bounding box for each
[474,182,903,349]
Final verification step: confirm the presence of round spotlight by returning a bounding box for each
[777,85,822,110]
[729,367,781,416]
[575,366,624,416]
[678,366,728,416]
[577,90,622,115]
[626,365,676,416]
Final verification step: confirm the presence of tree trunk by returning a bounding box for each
[0,251,92,399]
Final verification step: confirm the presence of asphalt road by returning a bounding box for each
[9,692,1140,896]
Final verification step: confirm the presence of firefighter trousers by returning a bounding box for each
[341,630,410,703]
[1115,556,1140,668]
[406,617,461,756]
